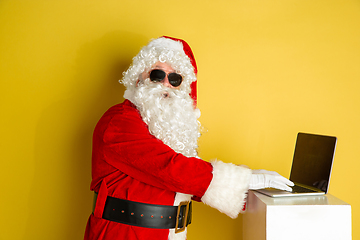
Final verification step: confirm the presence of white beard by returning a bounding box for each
[129,80,201,158]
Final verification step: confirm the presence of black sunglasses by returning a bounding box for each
[149,69,183,87]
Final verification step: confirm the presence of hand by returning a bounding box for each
[249,169,294,192]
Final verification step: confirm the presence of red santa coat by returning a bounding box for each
[84,100,214,240]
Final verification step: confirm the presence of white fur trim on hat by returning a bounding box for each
[201,160,252,219]
[147,37,184,52]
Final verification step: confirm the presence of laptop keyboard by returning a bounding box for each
[292,185,317,193]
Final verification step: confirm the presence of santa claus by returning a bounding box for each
[84,36,293,240]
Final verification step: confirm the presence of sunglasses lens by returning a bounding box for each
[168,73,182,87]
[150,70,165,82]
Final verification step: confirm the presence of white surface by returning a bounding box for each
[243,191,352,240]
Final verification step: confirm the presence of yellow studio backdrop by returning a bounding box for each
[0,0,359,239]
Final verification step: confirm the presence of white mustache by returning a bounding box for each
[139,80,186,101]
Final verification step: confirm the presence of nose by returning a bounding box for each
[161,75,173,88]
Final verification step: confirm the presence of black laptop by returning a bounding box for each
[256,132,337,197]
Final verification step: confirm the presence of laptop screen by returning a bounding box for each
[289,132,337,193]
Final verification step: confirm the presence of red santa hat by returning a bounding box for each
[160,36,198,106]
[121,36,198,107]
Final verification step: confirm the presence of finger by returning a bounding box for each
[271,182,293,192]
[253,169,279,176]
[275,175,295,186]
[252,169,265,174]
[267,171,281,176]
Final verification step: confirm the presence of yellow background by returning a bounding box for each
[0,0,358,239]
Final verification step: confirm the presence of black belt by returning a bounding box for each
[94,193,192,233]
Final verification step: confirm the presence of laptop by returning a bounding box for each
[256,132,337,198]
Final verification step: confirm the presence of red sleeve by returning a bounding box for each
[96,102,213,198]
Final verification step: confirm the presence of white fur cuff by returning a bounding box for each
[201,160,252,219]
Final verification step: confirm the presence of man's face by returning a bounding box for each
[140,62,181,89]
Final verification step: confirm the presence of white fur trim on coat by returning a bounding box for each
[201,160,252,219]
[168,192,192,240]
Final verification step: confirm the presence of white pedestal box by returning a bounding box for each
[243,191,352,240]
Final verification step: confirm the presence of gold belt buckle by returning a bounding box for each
[175,201,190,234]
